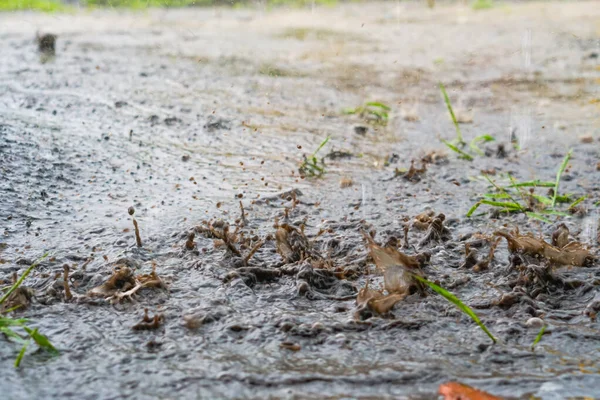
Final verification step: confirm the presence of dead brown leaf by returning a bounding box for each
[495,230,594,267]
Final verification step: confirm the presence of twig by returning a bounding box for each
[63,265,72,301]
[244,240,264,265]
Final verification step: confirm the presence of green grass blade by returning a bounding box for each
[0,327,28,344]
[439,83,464,145]
[366,109,388,121]
[442,139,473,161]
[469,134,495,156]
[525,212,553,223]
[531,324,547,350]
[466,201,482,217]
[568,195,586,210]
[482,193,512,200]
[0,253,48,306]
[24,327,58,355]
[14,340,29,368]
[312,136,330,157]
[538,210,570,217]
[531,195,554,206]
[506,180,555,188]
[365,101,391,111]
[0,317,28,327]
[413,275,496,343]
[483,174,521,206]
[479,200,523,210]
[552,149,572,208]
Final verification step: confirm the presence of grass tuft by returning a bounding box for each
[552,149,572,208]
[439,83,496,161]
[0,253,58,367]
[439,83,464,146]
[467,150,581,223]
[299,136,330,177]
[343,101,391,126]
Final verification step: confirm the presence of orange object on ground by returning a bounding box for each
[438,382,502,400]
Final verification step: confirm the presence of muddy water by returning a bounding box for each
[1,2,600,398]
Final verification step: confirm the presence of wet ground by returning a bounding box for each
[1,1,600,398]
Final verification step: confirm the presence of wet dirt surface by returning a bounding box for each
[1,1,600,398]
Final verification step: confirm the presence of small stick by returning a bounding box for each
[133,220,142,247]
[129,206,142,247]
[239,201,248,226]
[403,224,410,249]
[63,265,73,301]
[222,225,242,257]
[244,240,264,265]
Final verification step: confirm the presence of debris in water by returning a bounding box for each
[438,382,501,400]
[394,160,426,182]
[63,265,73,301]
[36,32,56,55]
[339,177,353,188]
[88,266,136,298]
[495,229,594,267]
[280,342,301,351]
[362,230,422,271]
[354,126,368,136]
[418,213,451,247]
[355,283,407,319]
[0,272,33,313]
[185,232,196,250]
[413,210,435,230]
[132,309,164,331]
[551,223,569,249]
[421,150,448,165]
[276,223,311,263]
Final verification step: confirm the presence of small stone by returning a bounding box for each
[579,135,593,144]
[526,317,544,328]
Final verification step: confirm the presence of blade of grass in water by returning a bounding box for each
[506,180,555,188]
[312,136,330,157]
[14,340,29,368]
[439,83,464,145]
[0,253,48,306]
[412,275,496,343]
[24,327,58,355]
[466,200,522,217]
[0,327,28,344]
[568,195,586,210]
[482,193,512,200]
[552,149,572,208]
[526,212,552,223]
[469,134,495,156]
[531,324,547,350]
[442,139,473,161]
[365,101,391,111]
[483,174,521,206]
